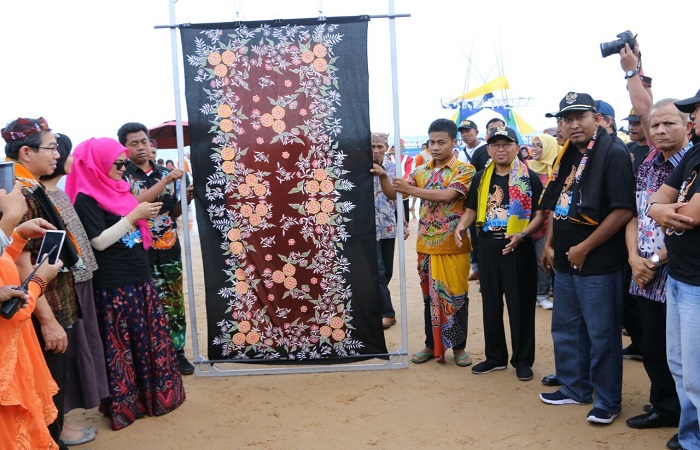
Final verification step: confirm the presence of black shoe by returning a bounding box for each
[541,373,562,386]
[667,433,682,450]
[643,404,653,413]
[626,411,679,429]
[587,407,618,424]
[471,360,507,374]
[516,366,533,381]
[622,344,643,361]
[177,350,195,375]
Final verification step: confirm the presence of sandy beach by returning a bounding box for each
[69,216,674,449]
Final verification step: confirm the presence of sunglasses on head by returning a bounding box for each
[113,160,129,170]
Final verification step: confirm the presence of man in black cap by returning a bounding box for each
[538,92,635,425]
[646,88,700,449]
[455,126,544,381]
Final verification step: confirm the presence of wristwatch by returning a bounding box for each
[625,69,639,79]
[650,253,663,267]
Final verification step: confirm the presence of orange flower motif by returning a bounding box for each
[255,204,269,216]
[313,168,327,181]
[305,200,321,214]
[282,263,296,277]
[329,316,344,329]
[221,50,236,65]
[320,199,334,213]
[239,204,253,217]
[237,320,251,333]
[217,104,233,118]
[152,229,177,249]
[305,180,320,194]
[249,214,262,227]
[235,268,246,281]
[272,120,286,134]
[253,184,267,196]
[207,52,222,65]
[283,277,297,290]
[246,331,260,345]
[331,329,346,341]
[320,325,332,337]
[221,147,236,160]
[313,43,328,58]
[316,212,329,225]
[222,161,236,174]
[229,241,244,255]
[301,51,314,63]
[272,270,285,283]
[313,58,327,72]
[237,184,252,197]
[320,179,334,194]
[260,113,274,127]
[245,174,258,186]
[220,119,234,132]
[232,332,246,345]
[235,280,249,294]
[271,106,286,120]
[227,228,241,241]
[214,64,228,77]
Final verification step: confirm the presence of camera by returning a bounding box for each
[600,30,637,58]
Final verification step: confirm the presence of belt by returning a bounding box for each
[485,231,506,240]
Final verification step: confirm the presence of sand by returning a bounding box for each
[69,217,675,449]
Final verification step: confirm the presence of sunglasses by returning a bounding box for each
[113,160,129,170]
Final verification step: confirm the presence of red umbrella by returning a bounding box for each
[148,120,190,149]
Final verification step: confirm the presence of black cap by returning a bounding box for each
[622,108,640,122]
[486,126,519,144]
[457,119,478,131]
[552,92,597,117]
[675,88,700,113]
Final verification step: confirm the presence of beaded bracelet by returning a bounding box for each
[29,275,48,296]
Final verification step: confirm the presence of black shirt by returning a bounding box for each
[73,193,151,289]
[628,141,651,175]
[123,162,182,266]
[466,167,543,232]
[543,144,635,275]
[664,143,700,286]
[470,145,491,173]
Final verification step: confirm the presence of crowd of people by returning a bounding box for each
[0,120,193,448]
[372,43,700,450]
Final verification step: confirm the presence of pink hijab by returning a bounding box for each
[65,137,152,249]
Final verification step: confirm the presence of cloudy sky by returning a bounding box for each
[1,0,696,149]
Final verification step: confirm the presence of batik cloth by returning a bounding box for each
[418,252,470,362]
[151,259,186,351]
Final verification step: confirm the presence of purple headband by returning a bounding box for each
[1,117,50,143]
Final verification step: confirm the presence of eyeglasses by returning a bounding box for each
[34,144,59,153]
[488,143,516,150]
[113,160,129,170]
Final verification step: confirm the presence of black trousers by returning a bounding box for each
[477,233,537,368]
[33,317,66,441]
[632,294,681,418]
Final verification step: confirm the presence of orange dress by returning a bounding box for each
[0,234,58,450]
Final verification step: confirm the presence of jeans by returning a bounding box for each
[666,276,700,449]
[551,269,624,414]
[534,236,552,297]
[376,238,396,318]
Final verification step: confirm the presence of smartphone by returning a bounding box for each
[37,230,66,265]
[0,161,14,192]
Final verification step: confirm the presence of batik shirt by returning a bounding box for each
[123,162,181,266]
[374,161,397,240]
[630,145,690,301]
[407,155,474,255]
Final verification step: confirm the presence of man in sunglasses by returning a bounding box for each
[117,122,195,375]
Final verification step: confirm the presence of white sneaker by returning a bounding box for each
[537,296,553,310]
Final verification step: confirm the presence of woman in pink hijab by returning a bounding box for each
[66,137,185,430]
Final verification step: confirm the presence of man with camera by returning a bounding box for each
[538,93,635,425]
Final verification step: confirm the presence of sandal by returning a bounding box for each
[455,353,472,367]
[411,351,435,364]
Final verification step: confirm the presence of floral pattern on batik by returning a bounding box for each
[186,23,366,360]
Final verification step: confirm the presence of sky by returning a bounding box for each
[1,0,698,151]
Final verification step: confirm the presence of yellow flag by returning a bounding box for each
[452,76,510,101]
[512,111,535,135]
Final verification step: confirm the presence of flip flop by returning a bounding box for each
[455,353,473,367]
[411,351,435,364]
